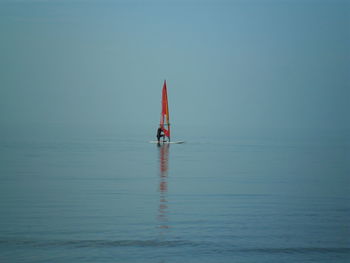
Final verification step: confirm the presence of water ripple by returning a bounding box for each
[0,239,192,248]
[1,239,349,255]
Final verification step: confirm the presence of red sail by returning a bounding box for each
[160,80,170,139]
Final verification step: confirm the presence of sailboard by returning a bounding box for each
[149,141,185,144]
[150,80,185,144]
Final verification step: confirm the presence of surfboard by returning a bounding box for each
[149,141,185,144]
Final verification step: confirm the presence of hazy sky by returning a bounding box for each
[0,0,349,137]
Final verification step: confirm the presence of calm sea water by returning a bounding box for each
[0,126,349,262]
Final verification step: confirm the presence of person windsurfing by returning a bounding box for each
[157,125,165,143]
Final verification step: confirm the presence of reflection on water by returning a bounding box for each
[157,144,170,233]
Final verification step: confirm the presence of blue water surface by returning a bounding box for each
[0,125,349,262]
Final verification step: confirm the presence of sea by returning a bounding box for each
[0,124,349,263]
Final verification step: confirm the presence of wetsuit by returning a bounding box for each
[157,128,164,142]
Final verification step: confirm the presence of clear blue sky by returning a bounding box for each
[0,0,349,137]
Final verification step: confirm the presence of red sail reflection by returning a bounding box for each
[158,144,170,230]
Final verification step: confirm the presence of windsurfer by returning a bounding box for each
[157,125,165,143]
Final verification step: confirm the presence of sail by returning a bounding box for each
[160,80,170,139]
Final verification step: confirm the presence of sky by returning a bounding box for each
[0,0,349,138]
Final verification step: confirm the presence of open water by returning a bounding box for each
[0,126,349,262]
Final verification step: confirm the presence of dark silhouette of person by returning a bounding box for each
[157,125,165,143]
